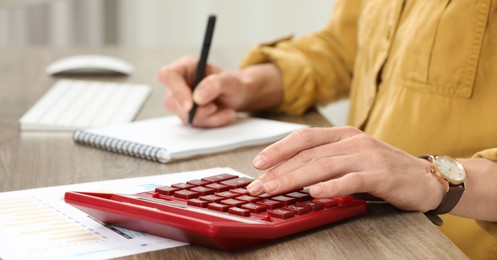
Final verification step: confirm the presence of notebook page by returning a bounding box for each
[83,116,308,160]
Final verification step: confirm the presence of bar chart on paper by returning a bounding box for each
[0,172,199,260]
[0,196,104,247]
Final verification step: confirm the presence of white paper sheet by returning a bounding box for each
[0,167,246,259]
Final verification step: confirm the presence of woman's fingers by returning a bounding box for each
[248,153,361,196]
[252,127,363,170]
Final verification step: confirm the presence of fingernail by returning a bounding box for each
[263,180,279,193]
[310,185,324,196]
[247,179,263,195]
[193,89,205,103]
[253,155,268,169]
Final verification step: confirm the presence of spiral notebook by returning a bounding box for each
[73,116,308,163]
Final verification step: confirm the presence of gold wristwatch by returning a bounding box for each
[420,155,467,214]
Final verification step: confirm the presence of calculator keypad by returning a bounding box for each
[65,171,367,251]
[148,173,353,221]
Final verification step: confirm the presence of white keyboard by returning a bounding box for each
[19,80,151,131]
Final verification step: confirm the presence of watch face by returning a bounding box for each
[434,156,466,183]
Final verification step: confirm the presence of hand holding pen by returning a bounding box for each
[159,15,240,128]
[158,15,285,128]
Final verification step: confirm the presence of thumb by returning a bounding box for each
[192,73,227,105]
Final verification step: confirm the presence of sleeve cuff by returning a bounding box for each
[472,148,497,235]
[239,35,317,115]
[472,148,497,161]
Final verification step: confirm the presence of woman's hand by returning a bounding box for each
[247,126,445,212]
[158,57,284,128]
[159,56,247,127]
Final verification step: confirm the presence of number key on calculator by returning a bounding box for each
[65,172,367,250]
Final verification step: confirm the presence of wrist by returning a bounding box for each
[419,157,446,212]
[236,63,283,111]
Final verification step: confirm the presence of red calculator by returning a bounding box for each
[65,172,367,251]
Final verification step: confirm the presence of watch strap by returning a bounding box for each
[429,185,464,215]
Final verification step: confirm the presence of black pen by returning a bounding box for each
[188,15,216,125]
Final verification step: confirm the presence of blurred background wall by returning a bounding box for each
[0,0,334,47]
[0,0,348,125]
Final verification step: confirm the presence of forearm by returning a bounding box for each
[235,63,284,112]
[451,158,497,221]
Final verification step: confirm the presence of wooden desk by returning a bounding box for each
[0,48,467,259]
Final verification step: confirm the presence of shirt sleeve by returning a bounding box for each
[473,148,497,235]
[239,0,362,115]
[473,148,497,161]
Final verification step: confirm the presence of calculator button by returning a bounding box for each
[155,186,179,195]
[171,183,196,189]
[205,183,230,192]
[312,198,338,208]
[174,190,199,199]
[228,207,251,217]
[285,191,312,202]
[230,188,249,195]
[187,198,209,208]
[256,199,283,209]
[236,195,259,203]
[296,201,324,211]
[208,202,230,212]
[284,205,312,215]
[241,203,267,213]
[268,208,295,219]
[202,173,238,183]
[299,189,310,194]
[186,179,211,186]
[215,191,238,198]
[220,198,244,207]
[199,195,223,203]
[190,186,215,196]
[272,195,297,206]
[220,177,253,188]
[258,193,273,199]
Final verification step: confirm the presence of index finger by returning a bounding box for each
[252,126,362,170]
[158,57,198,111]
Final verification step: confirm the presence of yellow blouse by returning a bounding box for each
[240,0,497,258]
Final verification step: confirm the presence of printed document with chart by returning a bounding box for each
[0,168,245,259]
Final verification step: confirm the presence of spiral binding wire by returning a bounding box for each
[73,130,165,163]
